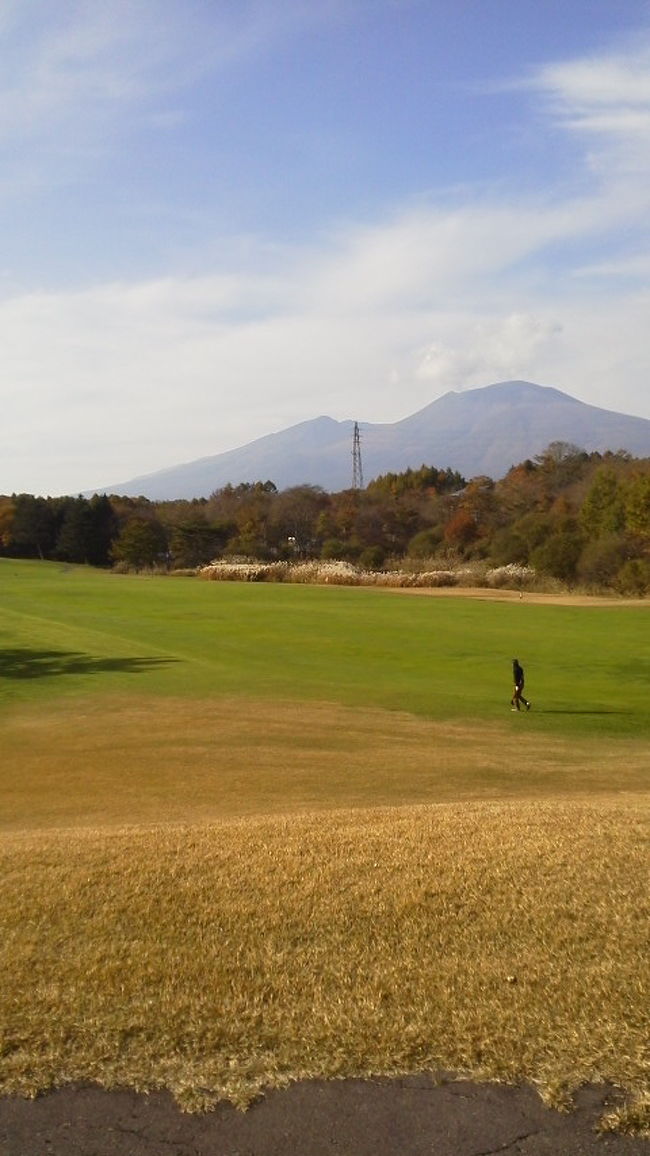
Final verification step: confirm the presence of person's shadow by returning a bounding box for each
[0,647,179,680]
[540,707,627,715]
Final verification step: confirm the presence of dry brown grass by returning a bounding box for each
[377,585,650,607]
[1,799,648,1123]
[2,695,649,833]
[2,691,648,1129]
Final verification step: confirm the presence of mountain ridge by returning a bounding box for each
[93,381,650,499]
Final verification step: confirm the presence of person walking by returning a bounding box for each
[511,658,531,711]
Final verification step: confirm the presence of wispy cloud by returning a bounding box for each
[533,36,650,172]
[0,0,338,183]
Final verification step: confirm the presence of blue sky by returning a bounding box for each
[2,0,650,495]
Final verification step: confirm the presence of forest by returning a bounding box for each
[1,443,649,593]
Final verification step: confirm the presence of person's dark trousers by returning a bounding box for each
[512,687,530,710]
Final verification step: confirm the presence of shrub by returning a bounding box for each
[577,534,630,589]
[358,545,385,570]
[407,528,443,558]
[489,528,529,566]
[413,570,459,587]
[531,529,585,583]
[615,557,650,596]
[486,564,537,589]
[320,538,346,560]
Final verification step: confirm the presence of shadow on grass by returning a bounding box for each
[0,648,179,680]
[535,708,628,715]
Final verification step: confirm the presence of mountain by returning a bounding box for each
[93,381,650,499]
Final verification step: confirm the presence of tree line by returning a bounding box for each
[1,444,649,592]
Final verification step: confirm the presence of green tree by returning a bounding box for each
[52,495,116,566]
[55,497,94,563]
[407,527,443,559]
[531,527,585,583]
[616,557,650,596]
[577,534,631,588]
[86,494,118,566]
[624,472,650,538]
[367,464,464,498]
[358,544,385,570]
[320,537,348,560]
[168,515,230,568]
[10,495,58,559]
[111,517,167,571]
[488,527,529,566]
[580,468,625,538]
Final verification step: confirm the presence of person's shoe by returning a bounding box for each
[511,707,518,712]
[526,702,531,711]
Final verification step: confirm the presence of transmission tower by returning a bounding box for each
[352,421,364,489]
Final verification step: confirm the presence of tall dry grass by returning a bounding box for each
[198,559,540,589]
[1,799,648,1127]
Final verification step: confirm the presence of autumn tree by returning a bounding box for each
[443,507,478,550]
[268,485,328,557]
[0,497,16,549]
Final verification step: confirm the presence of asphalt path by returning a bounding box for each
[1,1077,649,1156]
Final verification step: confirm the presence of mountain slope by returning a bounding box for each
[94,381,650,498]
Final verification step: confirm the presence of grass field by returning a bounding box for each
[0,560,648,1131]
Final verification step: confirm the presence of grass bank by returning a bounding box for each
[1,800,648,1129]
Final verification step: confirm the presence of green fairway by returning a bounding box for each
[1,559,648,738]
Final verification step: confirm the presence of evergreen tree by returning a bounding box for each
[580,468,625,538]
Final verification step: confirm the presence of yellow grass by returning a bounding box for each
[1,799,648,1126]
[2,696,649,832]
[2,688,648,1130]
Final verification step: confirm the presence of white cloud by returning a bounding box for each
[534,37,650,173]
[415,315,563,388]
[538,48,650,118]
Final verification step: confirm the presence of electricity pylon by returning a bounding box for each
[352,421,364,489]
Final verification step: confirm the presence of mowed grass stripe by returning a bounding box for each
[1,801,648,1118]
[0,600,234,675]
[2,696,649,832]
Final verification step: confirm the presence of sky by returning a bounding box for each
[2,0,650,496]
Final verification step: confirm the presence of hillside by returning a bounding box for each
[93,381,650,498]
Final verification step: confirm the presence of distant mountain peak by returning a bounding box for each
[91,380,650,500]
[453,380,567,401]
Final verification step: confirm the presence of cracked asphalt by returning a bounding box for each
[1,1077,649,1156]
